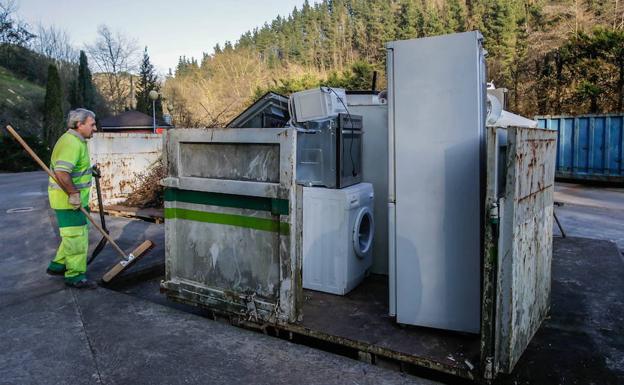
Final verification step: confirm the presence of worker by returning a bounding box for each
[45,108,98,289]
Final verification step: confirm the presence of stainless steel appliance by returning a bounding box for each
[336,113,363,188]
[296,113,362,189]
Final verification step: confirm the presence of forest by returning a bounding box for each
[165,0,624,127]
[1,0,623,133]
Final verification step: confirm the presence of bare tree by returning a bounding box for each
[32,24,77,63]
[0,0,34,46]
[31,23,77,91]
[86,24,138,113]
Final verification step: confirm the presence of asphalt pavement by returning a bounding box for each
[0,171,432,385]
[554,182,624,250]
[2,172,623,385]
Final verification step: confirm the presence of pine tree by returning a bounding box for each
[77,50,95,109]
[43,64,65,146]
[395,0,418,40]
[444,0,467,33]
[175,56,190,76]
[423,3,445,36]
[485,0,520,88]
[136,47,163,119]
[70,50,96,109]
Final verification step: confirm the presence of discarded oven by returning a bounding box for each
[160,123,557,383]
[296,113,363,188]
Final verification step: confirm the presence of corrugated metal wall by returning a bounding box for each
[536,115,624,182]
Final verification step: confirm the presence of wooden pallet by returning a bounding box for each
[95,205,164,224]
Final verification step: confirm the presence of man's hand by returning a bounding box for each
[68,192,81,210]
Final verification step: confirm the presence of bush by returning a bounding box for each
[0,134,50,172]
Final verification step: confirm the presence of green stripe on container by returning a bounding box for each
[164,188,289,216]
[164,207,289,235]
[55,208,89,227]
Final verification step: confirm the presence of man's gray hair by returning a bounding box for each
[67,108,96,130]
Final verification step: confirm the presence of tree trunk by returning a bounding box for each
[618,62,624,112]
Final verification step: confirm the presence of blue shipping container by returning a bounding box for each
[536,114,624,183]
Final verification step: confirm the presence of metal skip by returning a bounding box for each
[537,114,624,183]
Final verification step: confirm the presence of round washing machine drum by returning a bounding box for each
[353,207,374,259]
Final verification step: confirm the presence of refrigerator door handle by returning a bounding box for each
[386,46,397,317]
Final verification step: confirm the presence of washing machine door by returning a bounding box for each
[353,207,374,259]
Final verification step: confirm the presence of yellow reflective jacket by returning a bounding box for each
[48,129,92,210]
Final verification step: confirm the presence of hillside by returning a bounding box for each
[92,72,136,113]
[164,0,624,127]
[0,66,49,172]
[0,65,45,137]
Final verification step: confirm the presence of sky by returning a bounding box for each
[15,0,308,75]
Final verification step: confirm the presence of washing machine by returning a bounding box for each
[302,183,374,295]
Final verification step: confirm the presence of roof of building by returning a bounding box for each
[99,110,170,129]
[226,92,289,128]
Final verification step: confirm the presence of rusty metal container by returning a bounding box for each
[88,132,163,207]
[481,126,557,377]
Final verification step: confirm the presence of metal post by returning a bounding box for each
[152,98,156,133]
[149,89,159,134]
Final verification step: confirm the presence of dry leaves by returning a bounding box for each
[122,158,165,208]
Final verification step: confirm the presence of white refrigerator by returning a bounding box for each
[387,31,486,333]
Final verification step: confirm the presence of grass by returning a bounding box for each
[0,65,45,137]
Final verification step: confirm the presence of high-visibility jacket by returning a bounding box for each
[48,129,92,210]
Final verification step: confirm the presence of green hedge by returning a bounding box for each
[0,134,50,172]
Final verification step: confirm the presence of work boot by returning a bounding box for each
[46,267,65,276]
[46,262,66,276]
[65,278,98,289]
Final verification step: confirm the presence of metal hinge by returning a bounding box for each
[245,293,259,322]
[489,202,499,225]
[483,356,494,380]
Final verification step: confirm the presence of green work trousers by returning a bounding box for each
[48,209,89,283]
